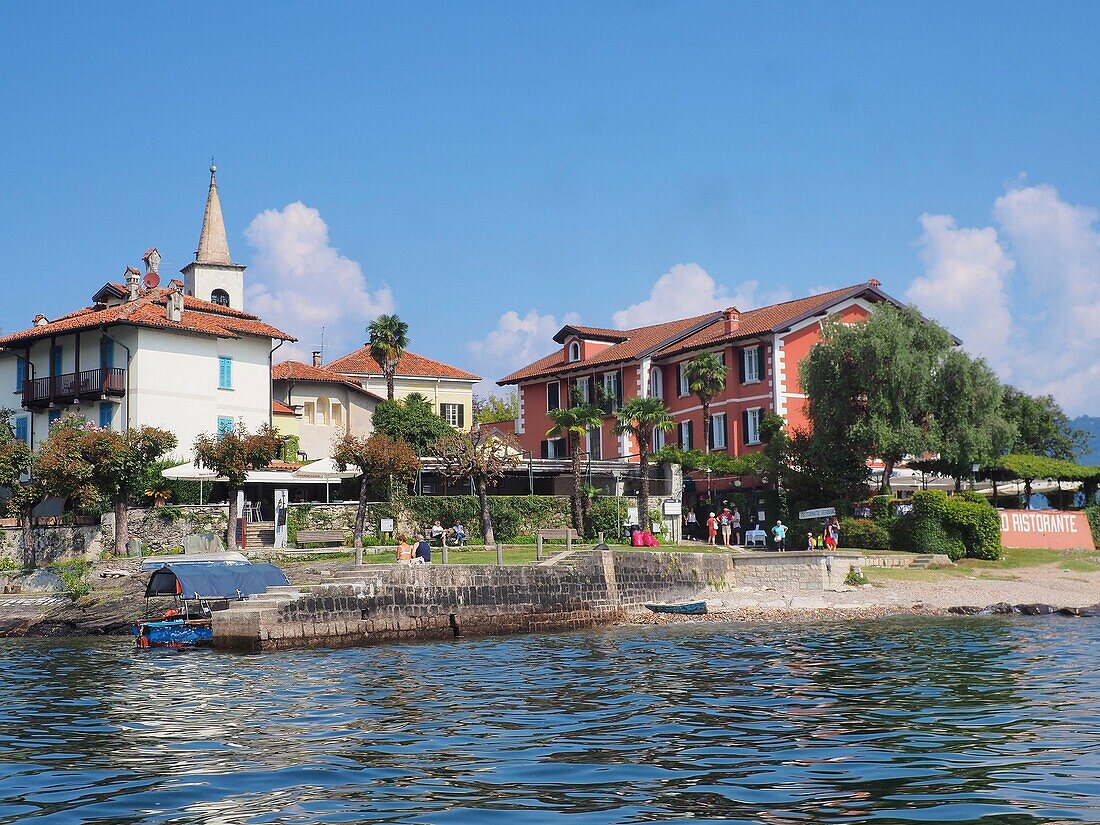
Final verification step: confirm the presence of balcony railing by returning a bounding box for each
[22,368,126,408]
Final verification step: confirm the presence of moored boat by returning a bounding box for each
[644,600,707,615]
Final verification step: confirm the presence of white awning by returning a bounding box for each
[295,458,362,479]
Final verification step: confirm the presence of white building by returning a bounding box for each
[0,167,295,457]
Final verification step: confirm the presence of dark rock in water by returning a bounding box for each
[979,602,1016,615]
[1016,604,1056,615]
[948,606,983,615]
[1059,605,1100,617]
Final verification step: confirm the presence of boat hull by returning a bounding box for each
[133,619,213,649]
[644,601,707,615]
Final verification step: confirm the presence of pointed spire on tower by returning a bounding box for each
[195,164,232,265]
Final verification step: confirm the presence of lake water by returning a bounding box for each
[0,617,1097,824]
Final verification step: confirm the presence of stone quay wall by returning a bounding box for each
[213,550,859,651]
[0,524,102,566]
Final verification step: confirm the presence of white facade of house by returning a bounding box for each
[274,381,377,461]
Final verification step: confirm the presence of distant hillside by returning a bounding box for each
[1074,416,1100,464]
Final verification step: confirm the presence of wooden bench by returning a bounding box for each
[295,529,347,547]
[535,528,581,561]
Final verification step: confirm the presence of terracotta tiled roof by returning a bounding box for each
[655,284,876,359]
[272,360,385,401]
[498,312,719,384]
[272,400,297,415]
[499,282,895,385]
[0,286,295,347]
[325,347,480,381]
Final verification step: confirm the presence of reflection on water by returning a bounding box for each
[0,617,1097,824]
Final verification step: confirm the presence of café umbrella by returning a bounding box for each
[161,463,224,502]
[294,458,362,503]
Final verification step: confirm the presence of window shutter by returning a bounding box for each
[540,440,549,459]
[52,346,62,376]
[14,417,27,443]
[102,339,113,370]
[458,405,465,428]
[686,420,694,451]
[99,403,112,429]
[15,359,25,391]
[742,410,750,446]
[738,349,746,384]
[723,414,729,451]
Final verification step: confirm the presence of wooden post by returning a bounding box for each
[441,544,448,565]
[598,531,604,545]
[496,543,504,566]
[536,533,543,561]
[566,531,573,554]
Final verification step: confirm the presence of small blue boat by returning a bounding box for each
[133,559,289,649]
[644,600,707,615]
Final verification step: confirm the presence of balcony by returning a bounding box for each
[22,368,126,409]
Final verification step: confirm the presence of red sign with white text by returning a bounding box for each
[998,510,1096,550]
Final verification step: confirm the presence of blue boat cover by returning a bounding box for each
[145,562,289,600]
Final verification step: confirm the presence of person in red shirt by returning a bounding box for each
[706,512,718,545]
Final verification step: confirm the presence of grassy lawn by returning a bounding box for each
[865,546,1100,583]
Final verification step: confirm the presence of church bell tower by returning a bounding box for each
[180,165,246,310]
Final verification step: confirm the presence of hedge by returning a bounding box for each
[1087,504,1100,549]
[838,517,891,551]
[905,490,1001,561]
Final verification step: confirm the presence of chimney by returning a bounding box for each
[125,267,142,301]
[143,248,161,274]
[33,313,48,327]
[868,278,881,287]
[166,282,184,323]
[312,351,323,368]
[724,306,741,335]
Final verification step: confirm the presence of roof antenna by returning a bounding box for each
[319,326,325,363]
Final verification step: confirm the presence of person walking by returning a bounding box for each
[685,509,697,541]
[771,520,788,552]
[719,508,732,546]
[706,512,718,546]
[826,517,840,550]
[731,507,742,546]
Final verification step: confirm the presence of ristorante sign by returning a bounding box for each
[998,510,1096,550]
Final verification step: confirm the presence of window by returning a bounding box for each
[711,412,727,450]
[218,356,233,389]
[541,437,565,458]
[678,362,690,396]
[586,426,602,460]
[575,376,592,405]
[48,410,61,428]
[315,397,330,425]
[653,426,666,450]
[217,416,234,437]
[546,381,561,412]
[15,359,25,392]
[52,345,63,376]
[568,341,581,362]
[211,289,230,306]
[649,366,663,399]
[602,371,622,411]
[742,346,760,383]
[441,403,464,428]
[98,403,113,430]
[303,401,316,425]
[332,403,344,428]
[744,408,762,445]
[14,417,28,444]
[679,420,693,450]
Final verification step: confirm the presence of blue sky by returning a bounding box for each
[2,2,1099,413]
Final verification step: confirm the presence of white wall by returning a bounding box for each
[274,380,377,460]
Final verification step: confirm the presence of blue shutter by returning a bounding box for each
[219,356,232,389]
[15,359,25,392]
[14,417,28,444]
[48,409,61,427]
[52,346,63,376]
[99,403,113,429]
[102,340,114,370]
[217,416,234,437]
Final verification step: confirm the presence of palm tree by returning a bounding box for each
[367,314,410,401]
[615,396,675,532]
[685,352,728,453]
[547,388,604,533]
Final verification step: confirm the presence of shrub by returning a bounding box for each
[51,560,92,598]
[907,490,1001,561]
[845,568,869,586]
[871,495,891,522]
[838,517,891,550]
[1086,505,1100,550]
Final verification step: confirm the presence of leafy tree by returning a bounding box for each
[474,392,519,424]
[930,350,1014,492]
[430,428,521,546]
[547,387,604,533]
[193,423,282,551]
[367,314,410,401]
[1001,387,1089,460]
[684,352,728,453]
[614,396,675,532]
[372,393,454,454]
[0,411,38,565]
[801,303,954,494]
[333,433,419,558]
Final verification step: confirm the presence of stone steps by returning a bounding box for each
[909,555,936,569]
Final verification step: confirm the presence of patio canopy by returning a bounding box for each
[144,561,289,600]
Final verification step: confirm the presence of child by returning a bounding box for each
[806,531,817,551]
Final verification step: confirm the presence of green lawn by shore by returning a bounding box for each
[866,546,1100,583]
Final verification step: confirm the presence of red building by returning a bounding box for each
[499,280,902,470]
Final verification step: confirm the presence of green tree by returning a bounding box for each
[193,423,282,551]
[430,428,521,546]
[474,392,520,424]
[333,433,420,559]
[615,396,675,532]
[1001,387,1089,460]
[931,350,1014,492]
[372,393,454,454]
[684,352,728,453]
[547,387,604,533]
[801,304,954,494]
[367,314,410,401]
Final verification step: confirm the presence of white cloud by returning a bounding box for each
[907,184,1100,415]
[244,202,394,363]
[907,213,1015,376]
[611,263,761,329]
[467,308,580,395]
